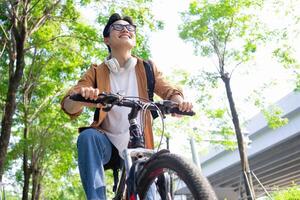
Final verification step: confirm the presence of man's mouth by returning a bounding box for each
[119,34,131,39]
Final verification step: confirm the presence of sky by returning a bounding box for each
[149,0,203,71]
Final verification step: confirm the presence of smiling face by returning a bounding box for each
[104,20,136,52]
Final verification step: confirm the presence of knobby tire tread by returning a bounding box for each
[136,153,217,200]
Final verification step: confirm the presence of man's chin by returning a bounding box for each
[118,42,135,50]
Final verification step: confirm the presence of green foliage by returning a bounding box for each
[269,0,300,92]
[296,74,300,91]
[179,0,266,70]
[273,45,300,91]
[273,46,300,70]
[262,106,288,129]
[178,0,297,153]
[206,109,226,119]
[42,171,85,200]
[163,68,238,151]
[3,192,19,200]
[247,88,289,130]
[188,71,220,108]
[191,75,237,150]
[272,185,300,200]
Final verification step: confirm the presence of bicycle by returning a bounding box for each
[70,92,217,200]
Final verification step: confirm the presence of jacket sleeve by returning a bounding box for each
[61,65,97,118]
[151,61,184,100]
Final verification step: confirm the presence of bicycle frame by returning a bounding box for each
[123,148,155,175]
[69,93,203,200]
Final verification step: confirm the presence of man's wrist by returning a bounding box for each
[170,94,184,104]
[63,96,83,114]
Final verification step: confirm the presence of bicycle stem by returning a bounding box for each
[127,104,145,148]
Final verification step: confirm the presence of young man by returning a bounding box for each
[61,13,193,200]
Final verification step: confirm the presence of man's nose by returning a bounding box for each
[121,26,129,32]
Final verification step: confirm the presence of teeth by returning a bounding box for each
[120,35,130,39]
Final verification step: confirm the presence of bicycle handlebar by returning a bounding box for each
[69,93,120,105]
[69,93,195,116]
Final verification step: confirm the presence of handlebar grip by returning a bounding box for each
[69,94,99,104]
[170,107,195,116]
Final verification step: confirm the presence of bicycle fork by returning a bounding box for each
[123,149,141,200]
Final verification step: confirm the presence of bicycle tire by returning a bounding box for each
[136,152,217,200]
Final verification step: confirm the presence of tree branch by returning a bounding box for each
[223,16,234,65]
[28,0,61,37]
[28,90,63,123]
[0,42,6,58]
[229,60,244,78]
[0,24,9,40]
[210,31,224,74]
[22,48,37,104]
[27,0,41,15]
[24,34,99,51]
[10,0,22,40]
[224,23,233,45]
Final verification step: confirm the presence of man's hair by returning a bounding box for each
[103,13,135,52]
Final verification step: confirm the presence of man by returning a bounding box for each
[61,13,193,200]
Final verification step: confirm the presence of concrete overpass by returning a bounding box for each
[200,92,300,199]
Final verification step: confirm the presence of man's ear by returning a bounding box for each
[103,37,110,45]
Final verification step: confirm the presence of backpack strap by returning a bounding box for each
[93,67,100,121]
[143,60,158,119]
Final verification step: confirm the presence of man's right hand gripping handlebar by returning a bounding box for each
[70,91,120,106]
[70,87,115,104]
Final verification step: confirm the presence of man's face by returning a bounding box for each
[104,20,136,51]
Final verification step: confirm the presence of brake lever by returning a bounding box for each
[100,93,123,112]
[161,100,178,114]
[102,104,113,112]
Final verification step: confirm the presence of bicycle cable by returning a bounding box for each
[121,96,166,151]
[141,101,165,151]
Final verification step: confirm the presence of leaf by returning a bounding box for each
[262,106,289,129]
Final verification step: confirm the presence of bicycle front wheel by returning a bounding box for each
[136,152,217,200]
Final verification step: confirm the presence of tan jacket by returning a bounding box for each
[61,57,183,149]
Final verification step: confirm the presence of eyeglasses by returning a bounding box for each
[110,24,136,32]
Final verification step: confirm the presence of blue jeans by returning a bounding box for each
[77,128,156,200]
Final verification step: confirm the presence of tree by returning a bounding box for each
[179,0,268,198]
[2,2,101,198]
[0,0,62,181]
[1,0,161,199]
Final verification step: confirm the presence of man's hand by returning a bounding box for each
[170,95,193,117]
[79,87,99,100]
[71,87,101,108]
[63,87,100,114]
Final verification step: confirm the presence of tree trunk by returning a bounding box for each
[221,73,255,199]
[35,182,42,200]
[0,36,26,180]
[31,166,41,200]
[22,124,31,200]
